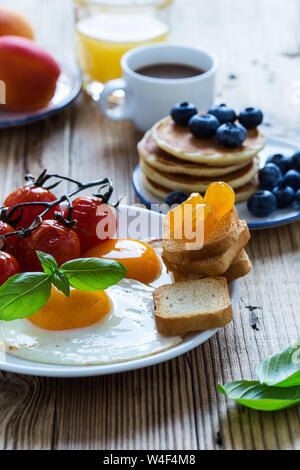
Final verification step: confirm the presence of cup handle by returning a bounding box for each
[98,78,131,121]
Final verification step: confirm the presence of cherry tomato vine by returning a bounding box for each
[0,170,114,252]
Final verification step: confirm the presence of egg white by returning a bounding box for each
[0,278,181,366]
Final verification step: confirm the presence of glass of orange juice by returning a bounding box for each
[73,0,174,100]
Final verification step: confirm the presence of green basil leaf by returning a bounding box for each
[218,381,300,411]
[256,339,300,388]
[36,251,58,275]
[50,271,70,297]
[60,258,127,291]
[0,273,51,321]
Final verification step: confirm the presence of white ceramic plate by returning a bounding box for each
[0,205,238,377]
[0,64,82,128]
[132,136,300,230]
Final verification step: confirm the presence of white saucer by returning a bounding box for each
[0,64,82,128]
[132,136,300,229]
[0,205,238,377]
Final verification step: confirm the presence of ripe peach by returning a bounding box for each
[0,36,61,111]
[0,7,34,40]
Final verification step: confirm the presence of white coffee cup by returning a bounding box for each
[99,43,218,132]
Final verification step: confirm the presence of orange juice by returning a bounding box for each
[76,12,170,88]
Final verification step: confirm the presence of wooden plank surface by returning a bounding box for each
[0,0,300,450]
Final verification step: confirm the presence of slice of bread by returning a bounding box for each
[154,277,233,336]
[162,207,239,263]
[223,248,252,282]
[171,248,252,283]
[163,220,250,277]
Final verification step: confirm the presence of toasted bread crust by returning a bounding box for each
[154,277,233,336]
[223,249,252,282]
[155,305,233,336]
[162,207,239,262]
[171,249,252,283]
[163,221,250,276]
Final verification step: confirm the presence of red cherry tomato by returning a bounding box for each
[0,220,19,257]
[4,185,59,228]
[63,197,117,254]
[0,251,20,286]
[19,220,81,272]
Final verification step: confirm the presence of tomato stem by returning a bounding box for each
[0,173,114,251]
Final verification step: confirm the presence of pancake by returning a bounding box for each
[143,174,257,203]
[138,131,253,177]
[152,116,265,165]
[140,155,260,193]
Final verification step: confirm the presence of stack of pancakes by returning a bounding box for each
[138,116,266,202]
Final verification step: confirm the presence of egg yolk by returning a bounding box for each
[84,239,161,285]
[29,287,111,331]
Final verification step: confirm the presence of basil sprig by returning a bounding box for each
[0,251,127,321]
[61,258,127,291]
[219,339,300,411]
[219,381,300,412]
[0,273,52,321]
[256,339,300,388]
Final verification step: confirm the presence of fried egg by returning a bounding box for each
[84,238,162,285]
[0,278,181,366]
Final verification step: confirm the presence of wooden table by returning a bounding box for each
[1,0,300,451]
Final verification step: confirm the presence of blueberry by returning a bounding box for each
[216,122,247,147]
[266,153,291,174]
[272,184,295,208]
[238,107,263,129]
[247,190,277,217]
[294,189,300,209]
[208,104,236,124]
[283,169,300,191]
[165,191,189,206]
[286,156,294,170]
[291,151,300,171]
[188,114,220,139]
[259,163,283,190]
[171,102,198,126]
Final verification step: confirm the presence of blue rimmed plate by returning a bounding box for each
[0,64,82,128]
[132,136,300,230]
